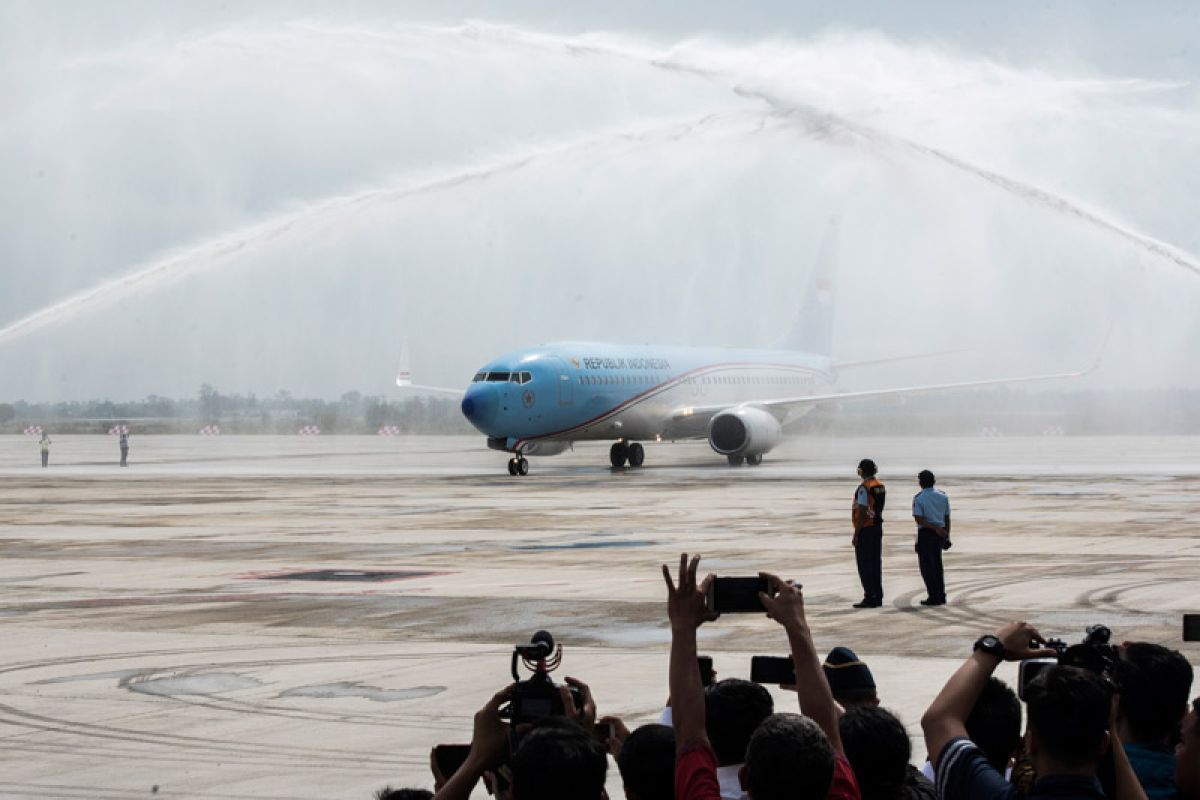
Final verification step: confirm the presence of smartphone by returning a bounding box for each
[1184,614,1200,642]
[433,744,472,779]
[708,576,769,613]
[1017,658,1057,701]
[698,655,715,687]
[594,721,612,744]
[750,655,796,685]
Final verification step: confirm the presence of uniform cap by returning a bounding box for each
[823,647,876,696]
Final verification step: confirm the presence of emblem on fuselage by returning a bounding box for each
[570,357,580,369]
[522,390,536,409]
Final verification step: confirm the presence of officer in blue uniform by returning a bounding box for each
[912,469,951,606]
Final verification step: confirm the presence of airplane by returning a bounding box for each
[400,223,1092,476]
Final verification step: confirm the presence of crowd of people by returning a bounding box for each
[374,553,1196,800]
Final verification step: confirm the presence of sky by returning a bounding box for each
[1,1,1198,400]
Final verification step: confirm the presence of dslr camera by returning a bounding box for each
[1018,624,1119,700]
[502,630,584,724]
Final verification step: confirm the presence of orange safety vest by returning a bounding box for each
[852,477,886,529]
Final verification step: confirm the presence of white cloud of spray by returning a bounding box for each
[0,17,1197,400]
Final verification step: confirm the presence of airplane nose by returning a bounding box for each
[461,385,498,431]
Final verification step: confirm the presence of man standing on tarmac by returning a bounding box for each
[912,470,951,606]
[851,459,886,609]
[119,432,129,467]
[39,431,51,468]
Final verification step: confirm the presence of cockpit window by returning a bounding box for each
[472,372,486,382]
[510,371,532,384]
[486,371,511,381]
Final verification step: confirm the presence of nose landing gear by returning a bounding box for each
[507,456,529,476]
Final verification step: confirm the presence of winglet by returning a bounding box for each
[396,338,413,387]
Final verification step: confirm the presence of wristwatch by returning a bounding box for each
[973,634,1005,660]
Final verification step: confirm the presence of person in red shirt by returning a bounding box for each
[663,553,861,800]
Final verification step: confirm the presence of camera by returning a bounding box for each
[502,630,584,725]
[1018,624,1120,700]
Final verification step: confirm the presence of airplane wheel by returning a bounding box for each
[609,442,628,468]
[507,458,518,476]
[517,457,529,476]
[745,453,762,466]
[727,454,745,466]
[628,443,645,467]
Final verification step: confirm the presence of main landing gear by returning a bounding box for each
[507,456,529,476]
[727,453,763,467]
[610,441,645,468]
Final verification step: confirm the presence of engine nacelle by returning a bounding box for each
[707,406,783,457]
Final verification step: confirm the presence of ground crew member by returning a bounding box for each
[119,432,129,467]
[852,458,886,608]
[912,469,951,606]
[39,431,51,468]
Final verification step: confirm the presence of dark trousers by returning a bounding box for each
[855,524,883,603]
[916,528,946,602]
[120,448,128,467]
[41,451,48,468]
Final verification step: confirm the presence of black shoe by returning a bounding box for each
[919,598,946,606]
[853,600,882,609]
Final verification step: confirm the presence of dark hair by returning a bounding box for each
[858,459,878,477]
[1113,643,1194,744]
[839,707,909,800]
[511,717,607,800]
[706,678,775,766]
[617,724,675,800]
[966,678,1022,771]
[918,470,935,488]
[1026,666,1112,768]
[374,789,433,800]
[745,713,835,800]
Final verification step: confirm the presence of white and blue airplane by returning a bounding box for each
[401,227,1087,476]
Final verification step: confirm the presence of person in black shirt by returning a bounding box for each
[921,620,1149,800]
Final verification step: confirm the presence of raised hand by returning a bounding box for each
[662,553,718,631]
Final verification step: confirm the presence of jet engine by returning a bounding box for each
[707,406,783,457]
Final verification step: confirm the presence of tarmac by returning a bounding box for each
[1,434,1198,799]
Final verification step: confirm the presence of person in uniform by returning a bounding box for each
[912,469,951,606]
[851,458,886,608]
[39,431,51,468]
[119,431,129,467]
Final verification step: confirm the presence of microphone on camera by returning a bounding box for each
[529,630,555,658]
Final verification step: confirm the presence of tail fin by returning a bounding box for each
[774,215,839,354]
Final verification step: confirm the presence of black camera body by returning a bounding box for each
[1019,624,1119,700]
[1045,624,1120,677]
[510,670,583,724]
[502,630,584,725]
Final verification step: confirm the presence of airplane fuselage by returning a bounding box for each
[461,342,832,453]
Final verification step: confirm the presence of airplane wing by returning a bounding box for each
[394,336,464,397]
[666,366,1090,432]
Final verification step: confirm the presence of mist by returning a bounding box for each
[1,5,1198,402]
